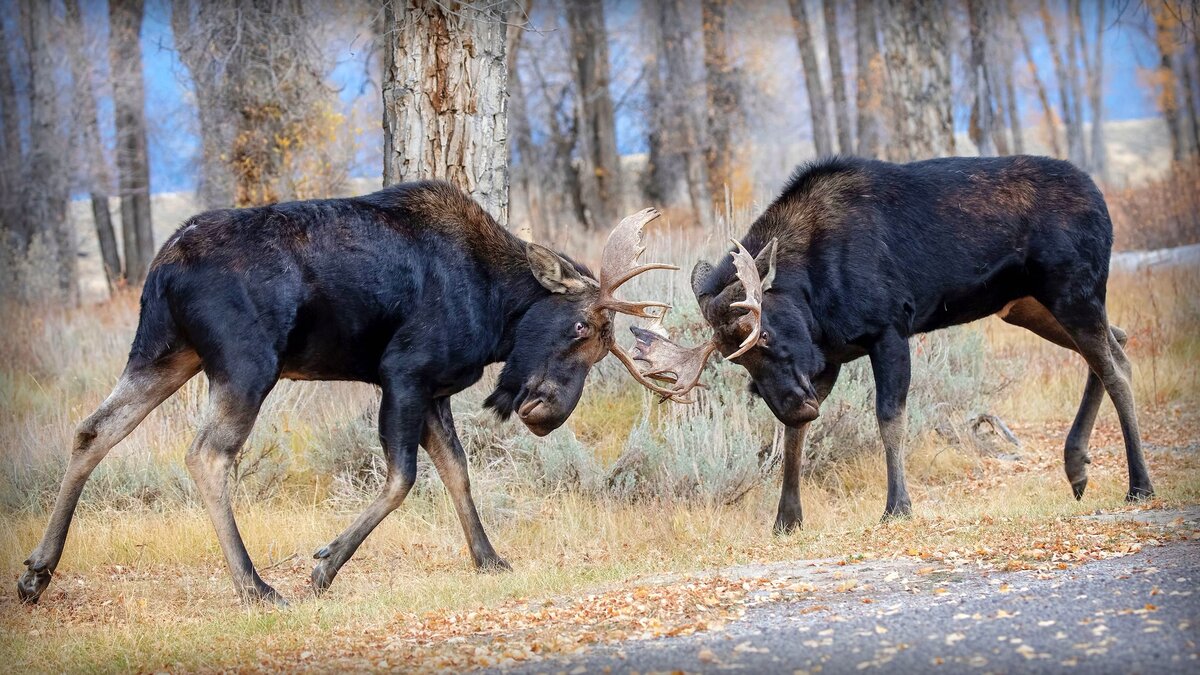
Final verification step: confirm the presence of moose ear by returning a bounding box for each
[527,243,592,294]
[755,238,778,292]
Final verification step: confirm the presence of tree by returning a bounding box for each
[110,0,154,284]
[1085,0,1107,180]
[1040,0,1086,166]
[1151,0,1186,162]
[788,0,832,157]
[173,0,335,208]
[648,0,712,227]
[565,0,622,230]
[23,0,77,301]
[507,1,540,239]
[854,0,882,158]
[0,16,24,278]
[702,0,741,207]
[880,0,954,161]
[967,0,996,156]
[1010,0,1058,156]
[823,0,852,154]
[382,0,510,224]
[66,0,121,291]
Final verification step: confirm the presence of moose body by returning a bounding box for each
[18,181,672,605]
[640,155,1153,530]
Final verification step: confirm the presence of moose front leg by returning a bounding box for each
[312,382,423,595]
[423,398,510,571]
[774,363,841,534]
[870,332,913,520]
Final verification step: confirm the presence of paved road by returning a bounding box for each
[499,538,1200,674]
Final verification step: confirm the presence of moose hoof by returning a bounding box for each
[311,560,338,596]
[881,501,912,522]
[16,565,52,605]
[1126,486,1155,502]
[1071,478,1089,501]
[476,555,513,574]
[772,512,803,536]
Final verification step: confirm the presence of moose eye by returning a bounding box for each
[575,322,591,338]
[760,331,770,346]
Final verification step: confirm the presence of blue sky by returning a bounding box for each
[4,0,1169,194]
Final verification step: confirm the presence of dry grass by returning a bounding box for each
[1,215,1198,671]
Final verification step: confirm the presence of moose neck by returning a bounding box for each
[487,240,559,363]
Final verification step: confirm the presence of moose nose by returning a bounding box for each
[517,398,544,419]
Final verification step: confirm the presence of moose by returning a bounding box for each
[17,181,675,605]
[634,155,1154,532]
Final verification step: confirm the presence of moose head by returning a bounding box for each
[484,209,685,435]
[627,238,823,427]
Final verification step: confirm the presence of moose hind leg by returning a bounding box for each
[423,398,509,571]
[18,353,199,604]
[999,299,1131,499]
[312,385,423,595]
[186,373,284,605]
[1046,302,1153,501]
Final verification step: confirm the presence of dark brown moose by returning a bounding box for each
[633,155,1154,532]
[18,182,674,605]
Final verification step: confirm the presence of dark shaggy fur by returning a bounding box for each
[694,155,1152,530]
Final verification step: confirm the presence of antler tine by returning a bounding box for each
[627,327,718,403]
[598,208,680,313]
[726,240,765,360]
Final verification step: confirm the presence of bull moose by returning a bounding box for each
[17,182,674,605]
[634,155,1154,531]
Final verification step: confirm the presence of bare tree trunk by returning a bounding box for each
[171,0,234,208]
[854,0,882,158]
[66,0,121,292]
[967,0,996,156]
[566,0,622,231]
[1002,67,1024,154]
[1041,0,1084,166]
[24,0,77,302]
[823,0,852,154]
[0,21,25,270]
[110,0,154,284]
[1182,58,1200,157]
[507,1,539,240]
[703,0,740,208]
[789,0,832,157]
[880,0,954,161]
[1151,3,1185,162]
[658,0,712,227]
[1088,0,1107,180]
[382,0,510,224]
[1064,0,1088,168]
[1011,0,1059,156]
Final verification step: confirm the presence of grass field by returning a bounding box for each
[1,222,1198,671]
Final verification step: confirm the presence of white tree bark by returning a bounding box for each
[383,0,511,226]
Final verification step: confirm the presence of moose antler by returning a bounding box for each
[616,238,778,403]
[597,208,679,317]
[598,208,693,400]
[726,239,774,359]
